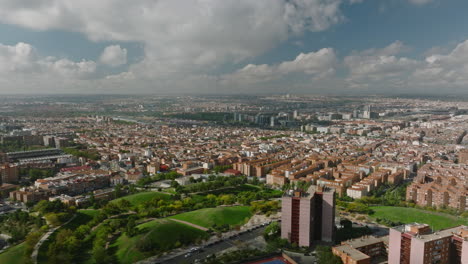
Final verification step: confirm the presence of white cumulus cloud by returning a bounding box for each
[0,42,97,93]
[343,40,468,93]
[223,48,337,85]
[0,0,345,92]
[100,45,127,67]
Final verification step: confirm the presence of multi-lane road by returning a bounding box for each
[154,226,267,264]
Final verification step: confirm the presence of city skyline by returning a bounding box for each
[0,94,466,263]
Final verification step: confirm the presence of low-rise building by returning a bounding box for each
[406,162,467,211]
[333,236,388,264]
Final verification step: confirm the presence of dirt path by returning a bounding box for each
[31,214,77,264]
[168,218,208,231]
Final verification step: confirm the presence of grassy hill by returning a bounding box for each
[111,191,171,206]
[370,206,468,230]
[168,206,252,228]
[112,219,209,264]
[0,243,27,264]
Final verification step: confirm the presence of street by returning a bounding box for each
[146,226,267,264]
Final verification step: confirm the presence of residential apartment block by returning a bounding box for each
[388,223,468,264]
[281,185,335,247]
[333,235,388,264]
[406,162,467,211]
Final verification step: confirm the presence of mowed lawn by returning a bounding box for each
[0,243,27,264]
[370,206,468,230]
[111,191,171,206]
[66,209,100,229]
[168,206,252,228]
[113,219,209,264]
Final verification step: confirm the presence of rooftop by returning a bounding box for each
[393,223,468,242]
[334,244,370,261]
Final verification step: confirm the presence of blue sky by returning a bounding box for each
[256,0,468,63]
[0,0,467,94]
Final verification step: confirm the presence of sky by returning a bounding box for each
[0,0,468,95]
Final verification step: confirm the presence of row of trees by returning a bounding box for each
[336,182,410,214]
[179,176,246,193]
[33,181,284,263]
[45,209,132,264]
[19,168,55,182]
[259,134,288,140]
[0,140,48,152]
[250,200,280,216]
[62,147,101,161]
[212,165,232,174]
[136,171,181,186]
[34,200,76,226]
[336,219,373,242]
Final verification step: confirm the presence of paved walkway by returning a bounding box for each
[31,214,76,264]
[91,211,136,232]
[168,218,209,231]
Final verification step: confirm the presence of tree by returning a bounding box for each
[218,194,235,205]
[24,231,42,256]
[93,243,111,264]
[340,219,352,229]
[316,246,343,264]
[251,176,260,185]
[46,229,80,263]
[346,202,373,214]
[114,184,123,198]
[116,199,131,211]
[34,200,67,215]
[74,224,91,240]
[263,221,280,240]
[126,216,137,237]
[45,212,71,226]
[171,180,180,188]
[129,184,137,194]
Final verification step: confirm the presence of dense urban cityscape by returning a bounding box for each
[0,95,465,264]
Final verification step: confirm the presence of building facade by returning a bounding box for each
[0,163,19,184]
[406,162,467,212]
[388,223,468,264]
[281,185,335,247]
[332,236,388,264]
